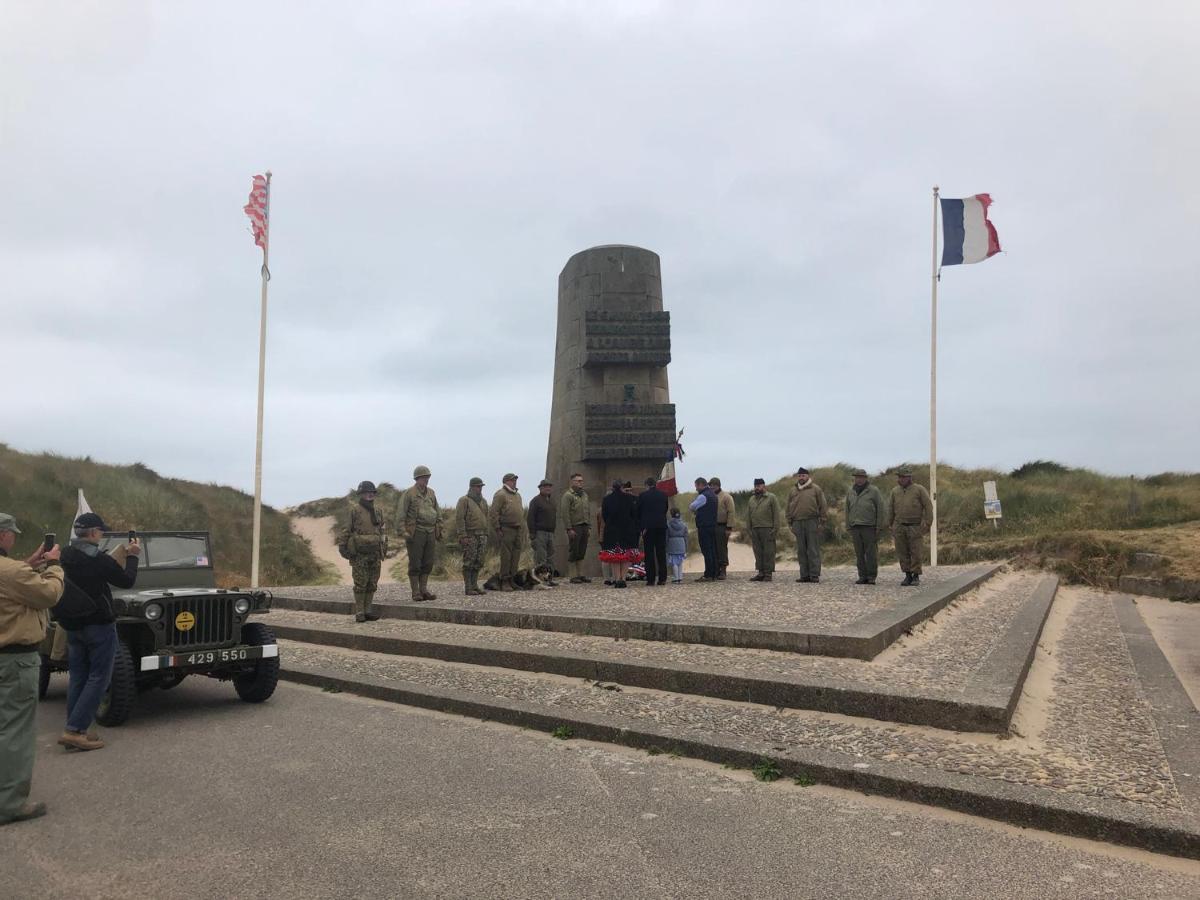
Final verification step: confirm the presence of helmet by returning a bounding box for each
[357,481,377,494]
[413,465,432,479]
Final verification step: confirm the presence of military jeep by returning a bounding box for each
[39,531,280,725]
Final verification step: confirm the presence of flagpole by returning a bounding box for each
[930,185,939,568]
[250,171,272,589]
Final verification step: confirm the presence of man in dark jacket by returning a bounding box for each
[58,512,139,751]
[688,478,719,581]
[635,477,669,587]
[526,479,558,585]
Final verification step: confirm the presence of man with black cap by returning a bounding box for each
[845,469,886,584]
[786,468,828,583]
[490,474,525,591]
[455,477,489,596]
[888,468,933,586]
[636,476,669,586]
[339,481,386,620]
[0,512,63,824]
[746,479,782,581]
[527,479,558,585]
[59,511,140,750]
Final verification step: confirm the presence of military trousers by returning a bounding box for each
[0,650,40,819]
[566,525,589,562]
[498,526,522,579]
[715,524,731,570]
[460,532,488,572]
[406,529,437,577]
[893,523,926,574]
[791,519,822,579]
[531,530,555,569]
[351,554,382,593]
[850,525,879,580]
[751,527,777,574]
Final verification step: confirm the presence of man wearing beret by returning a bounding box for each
[786,467,827,583]
[746,479,782,582]
[845,469,886,584]
[888,468,934,586]
[0,513,63,825]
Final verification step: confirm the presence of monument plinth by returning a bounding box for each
[545,245,677,576]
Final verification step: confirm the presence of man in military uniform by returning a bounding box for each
[888,468,934,585]
[710,477,736,580]
[455,477,489,596]
[786,467,827,583]
[745,479,781,582]
[845,469,886,585]
[527,479,558,586]
[559,473,592,584]
[339,482,386,622]
[489,473,525,592]
[398,465,442,602]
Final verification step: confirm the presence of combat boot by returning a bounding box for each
[761,573,773,582]
[463,572,473,596]
[749,574,764,582]
[410,577,426,602]
[419,575,437,602]
[909,574,920,587]
[468,570,485,596]
[901,573,913,586]
[364,591,381,621]
[500,577,515,592]
[353,590,367,623]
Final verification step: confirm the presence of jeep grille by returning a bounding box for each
[163,596,236,650]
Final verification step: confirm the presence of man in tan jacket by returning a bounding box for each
[785,467,827,583]
[888,468,934,586]
[489,474,525,591]
[0,512,64,826]
[398,465,442,602]
[709,477,736,580]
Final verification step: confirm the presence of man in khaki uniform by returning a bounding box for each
[710,477,736,580]
[845,469,886,585]
[398,465,442,602]
[0,512,64,826]
[559,473,592,584]
[489,473,525,591]
[338,481,385,622]
[745,479,781,582]
[786,467,827,583]
[455,477,489,596]
[888,468,933,586]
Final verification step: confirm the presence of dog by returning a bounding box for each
[482,563,557,591]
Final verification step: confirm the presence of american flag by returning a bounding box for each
[244,174,269,251]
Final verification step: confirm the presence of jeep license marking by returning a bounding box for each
[175,611,196,631]
[139,644,279,672]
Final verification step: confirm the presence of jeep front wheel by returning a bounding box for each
[234,622,279,703]
[96,639,136,726]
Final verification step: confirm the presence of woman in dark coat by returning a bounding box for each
[600,480,637,587]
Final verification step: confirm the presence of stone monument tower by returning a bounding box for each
[545,245,677,576]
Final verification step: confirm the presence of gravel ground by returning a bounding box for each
[275,564,979,630]
[278,585,1182,811]
[268,571,1034,696]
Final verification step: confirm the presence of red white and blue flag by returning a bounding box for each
[940,194,1000,266]
[244,174,270,252]
[656,430,685,496]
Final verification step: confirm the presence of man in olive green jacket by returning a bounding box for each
[490,474,525,591]
[455,477,489,596]
[888,468,934,586]
[339,481,386,621]
[398,465,442,602]
[558,473,592,583]
[845,469,886,585]
[785,467,827,583]
[745,479,781,582]
[710,477,736,580]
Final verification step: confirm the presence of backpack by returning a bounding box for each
[52,576,100,623]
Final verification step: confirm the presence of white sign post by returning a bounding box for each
[983,481,1002,528]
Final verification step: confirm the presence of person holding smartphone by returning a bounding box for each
[57,512,139,751]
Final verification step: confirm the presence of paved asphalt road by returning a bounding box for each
[5,676,1200,900]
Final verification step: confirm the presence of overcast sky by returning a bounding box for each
[3,1,1197,507]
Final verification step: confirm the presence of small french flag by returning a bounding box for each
[940,194,1001,266]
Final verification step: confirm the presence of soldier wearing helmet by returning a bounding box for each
[338,481,386,622]
[397,465,442,602]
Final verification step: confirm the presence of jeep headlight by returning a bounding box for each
[145,602,163,621]
[234,597,251,615]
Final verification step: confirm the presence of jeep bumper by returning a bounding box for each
[140,643,279,672]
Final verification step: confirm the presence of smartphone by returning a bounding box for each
[128,529,137,543]
[43,533,55,552]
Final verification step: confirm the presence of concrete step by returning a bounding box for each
[267,572,1058,733]
[276,632,1200,859]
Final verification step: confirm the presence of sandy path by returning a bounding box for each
[682,541,799,573]
[289,515,397,586]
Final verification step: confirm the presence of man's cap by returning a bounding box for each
[693,477,707,484]
[753,478,766,486]
[538,479,552,487]
[413,465,432,479]
[852,469,868,478]
[469,477,485,487]
[897,468,913,477]
[502,472,518,482]
[0,513,21,534]
[74,512,109,532]
[795,467,810,475]
[357,480,378,493]
[709,476,722,487]
[644,477,656,487]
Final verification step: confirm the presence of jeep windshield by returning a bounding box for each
[99,532,212,570]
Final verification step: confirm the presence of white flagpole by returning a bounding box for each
[250,171,272,588]
[930,185,939,568]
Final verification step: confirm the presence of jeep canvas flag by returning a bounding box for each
[940,193,1001,265]
[244,174,269,251]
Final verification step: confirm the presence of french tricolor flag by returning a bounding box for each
[940,194,1001,266]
